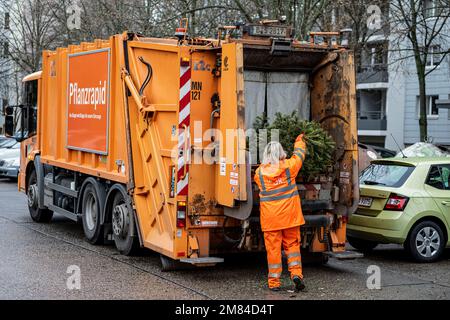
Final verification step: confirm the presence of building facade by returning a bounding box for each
[357,0,450,150]
[0,4,15,135]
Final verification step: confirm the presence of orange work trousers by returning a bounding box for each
[263,226,303,289]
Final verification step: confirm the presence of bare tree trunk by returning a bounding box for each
[416,63,428,141]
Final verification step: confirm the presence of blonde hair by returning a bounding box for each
[262,141,286,165]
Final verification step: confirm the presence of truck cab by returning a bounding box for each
[4,71,41,192]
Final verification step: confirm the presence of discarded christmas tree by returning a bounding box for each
[254,111,336,181]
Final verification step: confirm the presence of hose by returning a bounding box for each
[209,108,220,140]
[318,226,331,251]
[138,56,153,96]
[222,216,246,246]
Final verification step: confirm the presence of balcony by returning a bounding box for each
[358,111,387,131]
[357,64,389,84]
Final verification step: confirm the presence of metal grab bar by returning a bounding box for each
[182,124,189,180]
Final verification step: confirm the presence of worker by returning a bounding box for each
[254,134,307,292]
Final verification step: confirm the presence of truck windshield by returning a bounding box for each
[360,163,415,188]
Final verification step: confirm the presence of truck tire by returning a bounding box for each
[302,252,329,266]
[81,183,103,244]
[27,170,53,223]
[111,192,139,255]
[347,236,378,252]
[405,220,445,263]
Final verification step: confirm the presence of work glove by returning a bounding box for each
[296,133,305,143]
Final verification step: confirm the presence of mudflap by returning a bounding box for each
[160,256,224,272]
[180,257,225,267]
[324,250,364,260]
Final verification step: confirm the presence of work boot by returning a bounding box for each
[292,276,306,292]
[269,287,281,292]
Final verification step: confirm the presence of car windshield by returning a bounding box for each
[360,163,415,188]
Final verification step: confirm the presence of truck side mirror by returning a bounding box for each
[4,115,14,137]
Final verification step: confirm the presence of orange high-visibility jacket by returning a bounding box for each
[254,136,306,232]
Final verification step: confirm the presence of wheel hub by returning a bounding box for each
[112,204,129,237]
[27,184,38,208]
[416,226,440,258]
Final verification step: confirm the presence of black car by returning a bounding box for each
[364,144,397,158]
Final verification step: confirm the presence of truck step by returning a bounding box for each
[324,250,364,260]
[179,257,224,267]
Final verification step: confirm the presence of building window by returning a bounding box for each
[358,41,388,74]
[448,94,450,120]
[2,98,8,115]
[363,42,387,67]
[425,45,442,67]
[417,95,439,118]
[423,0,444,18]
[2,41,8,58]
[4,12,9,29]
[423,0,435,18]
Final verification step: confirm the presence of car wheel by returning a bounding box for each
[27,170,53,222]
[347,236,378,252]
[406,221,445,263]
[111,191,140,255]
[81,183,103,244]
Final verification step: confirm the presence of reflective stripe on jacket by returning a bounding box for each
[255,136,306,232]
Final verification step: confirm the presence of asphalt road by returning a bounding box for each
[0,178,449,300]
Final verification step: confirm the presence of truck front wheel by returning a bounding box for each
[27,170,53,223]
[111,191,139,255]
[81,183,103,244]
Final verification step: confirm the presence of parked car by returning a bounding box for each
[369,145,397,158]
[348,157,450,262]
[0,138,16,148]
[0,135,9,144]
[0,142,20,179]
[358,143,379,173]
[396,142,449,158]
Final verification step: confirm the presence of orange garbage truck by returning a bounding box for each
[5,21,361,270]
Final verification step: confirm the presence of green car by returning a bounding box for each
[348,157,450,262]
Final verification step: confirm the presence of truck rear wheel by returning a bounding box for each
[111,191,139,255]
[81,183,103,244]
[308,253,329,265]
[27,170,53,223]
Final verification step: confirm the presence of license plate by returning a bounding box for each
[358,197,373,207]
[250,25,288,37]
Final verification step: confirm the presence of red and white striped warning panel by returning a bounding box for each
[177,63,191,196]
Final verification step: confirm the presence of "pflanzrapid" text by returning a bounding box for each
[69,81,107,110]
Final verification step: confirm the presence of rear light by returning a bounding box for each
[180,57,190,67]
[384,194,409,211]
[177,201,187,228]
